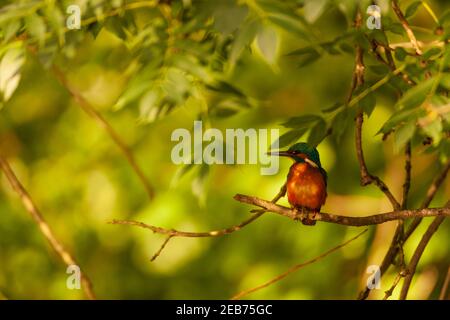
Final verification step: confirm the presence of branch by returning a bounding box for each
[230,229,368,300]
[400,215,447,299]
[399,201,449,299]
[51,65,155,201]
[360,159,450,299]
[402,140,412,210]
[233,194,449,226]
[404,159,450,241]
[439,266,450,300]
[392,0,422,55]
[150,235,174,262]
[350,11,401,211]
[0,155,95,300]
[383,269,408,300]
[355,113,401,210]
[110,185,286,241]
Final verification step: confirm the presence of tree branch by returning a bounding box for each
[439,266,450,300]
[400,215,447,299]
[355,113,401,210]
[360,159,450,299]
[110,185,286,241]
[392,0,422,55]
[150,235,174,262]
[404,159,450,241]
[51,65,155,201]
[233,194,449,226]
[230,229,368,300]
[399,201,449,299]
[0,155,95,299]
[402,142,412,209]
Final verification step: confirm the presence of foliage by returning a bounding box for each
[0,0,449,299]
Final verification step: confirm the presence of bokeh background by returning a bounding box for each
[0,0,449,299]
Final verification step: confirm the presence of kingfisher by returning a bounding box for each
[269,143,327,225]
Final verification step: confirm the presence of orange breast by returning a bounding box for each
[286,162,327,211]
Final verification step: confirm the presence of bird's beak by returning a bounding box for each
[267,150,293,157]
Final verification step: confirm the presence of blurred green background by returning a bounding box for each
[0,0,449,299]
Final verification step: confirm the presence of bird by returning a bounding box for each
[269,142,327,225]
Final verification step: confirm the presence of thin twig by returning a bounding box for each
[392,0,422,55]
[360,159,450,299]
[230,229,368,300]
[351,12,401,211]
[402,142,412,209]
[111,185,286,239]
[150,235,174,262]
[355,113,401,210]
[399,213,447,299]
[439,266,450,300]
[0,155,95,300]
[383,269,408,300]
[404,159,450,241]
[51,65,155,200]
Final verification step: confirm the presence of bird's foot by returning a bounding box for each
[301,209,317,226]
[292,207,305,222]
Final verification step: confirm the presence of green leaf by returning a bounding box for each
[230,19,260,64]
[394,47,407,61]
[104,16,127,40]
[307,119,327,146]
[297,50,321,68]
[396,78,435,110]
[405,1,422,18]
[303,0,328,23]
[256,25,278,64]
[287,46,318,57]
[213,2,248,35]
[369,64,390,75]
[387,23,404,35]
[359,92,376,117]
[321,102,342,113]
[26,14,46,46]
[378,108,418,134]
[422,47,441,60]
[332,108,352,143]
[3,20,22,42]
[271,129,308,149]
[422,119,443,145]
[0,47,25,102]
[282,114,322,128]
[267,13,308,39]
[394,121,415,151]
[440,73,450,90]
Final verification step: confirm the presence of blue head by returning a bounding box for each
[269,142,322,168]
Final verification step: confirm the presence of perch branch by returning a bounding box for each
[0,155,95,300]
[51,65,155,200]
[233,194,449,226]
[230,229,368,300]
[392,0,422,55]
